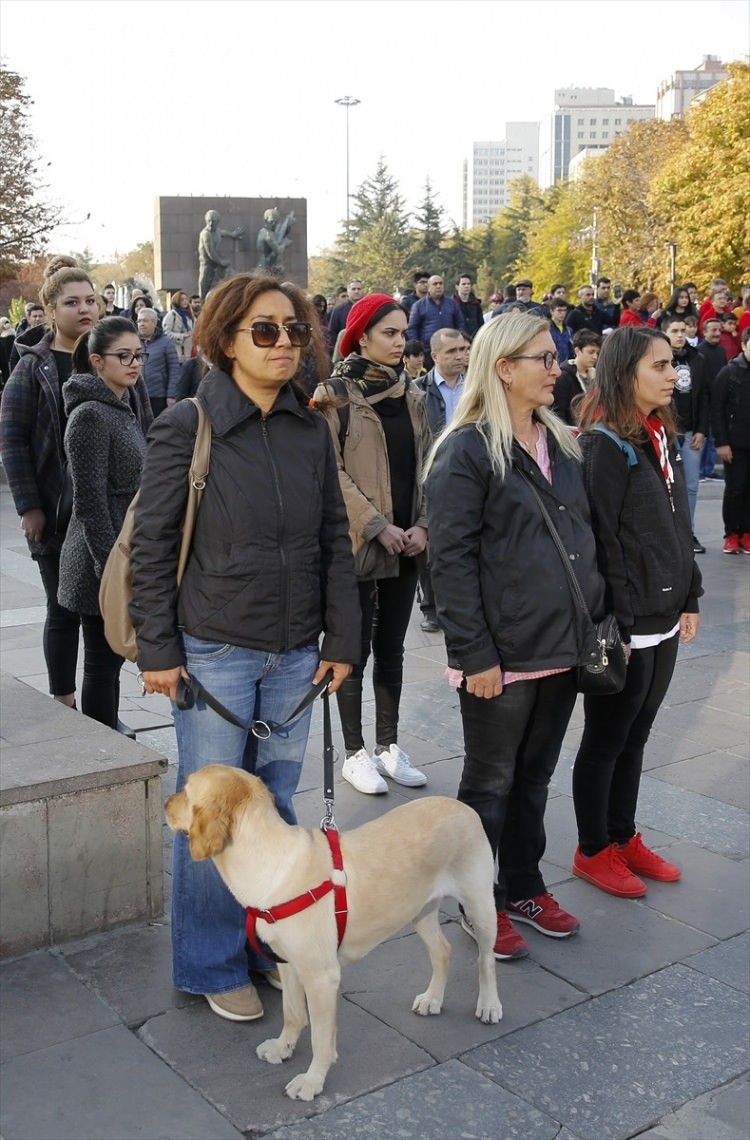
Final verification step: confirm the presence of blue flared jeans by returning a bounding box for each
[171,634,318,995]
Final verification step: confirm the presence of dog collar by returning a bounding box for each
[245,828,348,962]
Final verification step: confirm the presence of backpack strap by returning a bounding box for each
[591,424,637,466]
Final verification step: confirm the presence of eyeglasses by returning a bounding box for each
[99,351,149,366]
[236,321,312,348]
[506,352,559,371]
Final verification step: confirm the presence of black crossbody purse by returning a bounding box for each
[518,469,627,696]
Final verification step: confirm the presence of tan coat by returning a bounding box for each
[314,373,431,580]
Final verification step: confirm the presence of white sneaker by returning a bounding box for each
[342,748,388,795]
[374,744,427,787]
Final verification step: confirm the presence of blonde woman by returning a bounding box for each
[424,312,605,960]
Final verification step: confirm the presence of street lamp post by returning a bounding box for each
[334,96,361,229]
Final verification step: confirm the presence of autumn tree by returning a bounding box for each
[649,61,750,288]
[521,181,592,294]
[0,64,59,278]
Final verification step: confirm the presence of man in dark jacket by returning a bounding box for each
[415,329,469,630]
[400,271,429,316]
[407,275,465,368]
[663,316,710,552]
[454,274,484,340]
[593,277,620,331]
[137,309,180,416]
[566,285,607,336]
[327,279,364,360]
[712,329,750,553]
[697,316,728,478]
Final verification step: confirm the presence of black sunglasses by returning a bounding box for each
[237,321,312,348]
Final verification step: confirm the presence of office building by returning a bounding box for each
[468,122,539,226]
[656,56,728,120]
[538,88,654,189]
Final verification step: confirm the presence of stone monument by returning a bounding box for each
[256,207,296,274]
[197,210,244,299]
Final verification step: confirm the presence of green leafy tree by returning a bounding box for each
[408,179,446,279]
[332,158,412,292]
[0,65,59,277]
[649,61,750,288]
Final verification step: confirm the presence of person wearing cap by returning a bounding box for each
[314,294,432,796]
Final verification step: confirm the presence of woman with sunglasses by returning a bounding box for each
[57,317,150,729]
[314,294,432,796]
[130,274,359,1021]
[424,312,605,960]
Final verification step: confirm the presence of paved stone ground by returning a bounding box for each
[1,480,748,1140]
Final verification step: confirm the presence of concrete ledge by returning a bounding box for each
[0,675,168,956]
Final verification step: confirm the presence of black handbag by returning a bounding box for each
[518,468,628,696]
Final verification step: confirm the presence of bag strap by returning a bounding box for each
[176,398,211,585]
[516,467,593,623]
[327,377,350,453]
[591,424,637,466]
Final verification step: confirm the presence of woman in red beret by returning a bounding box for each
[314,294,432,795]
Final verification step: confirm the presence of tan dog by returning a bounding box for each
[165,764,502,1100]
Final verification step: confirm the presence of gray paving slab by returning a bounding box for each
[651,749,750,810]
[342,920,587,1059]
[513,880,714,995]
[268,1058,565,1139]
[635,840,750,938]
[138,996,435,1134]
[635,773,750,858]
[0,1023,244,1140]
[0,951,118,1062]
[61,921,197,1026]
[463,965,750,1140]
[684,932,750,993]
[639,1073,750,1140]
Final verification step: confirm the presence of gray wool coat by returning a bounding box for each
[58,373,147,616]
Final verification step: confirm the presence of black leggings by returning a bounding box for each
[34,554,80,696]
[336,559,418,752]
[457,671,578,909]
[80,613,124,729]
[572,633,680,855]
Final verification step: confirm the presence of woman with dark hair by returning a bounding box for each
[314,295,432,795]
[423,312,605,959]
[571,325,702,898]
[1,264,102,707]
[58,317,150,729]
[162,289,195,362]
[130,273,359,1020]
[663,285,697,324]
[127,295,151,324]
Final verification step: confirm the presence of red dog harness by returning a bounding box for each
[245,828,348,962]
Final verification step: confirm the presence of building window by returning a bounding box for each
[590,132,596,139]
[602,118,609,125]
[602,132,609,139]
[578,118,584,125]
[577,132,584,139]
[590,118,596,125]
[615,118,621,125]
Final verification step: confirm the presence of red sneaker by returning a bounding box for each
[461,911,529,960]
[619,833,681,882]
[507,893,580,938]
[572,844,647,898]
[723,534,741,554]
[740,533,750,554]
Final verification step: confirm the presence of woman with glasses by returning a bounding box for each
[313,294,432,796]
[571,326,701,897]
[57,317,150,729]
[424,312,605,960]
[130,274,359,1021]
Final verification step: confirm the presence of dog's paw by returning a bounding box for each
[476,1000,503,1024]
[412,992,443,1016]
[257,1037,294,1065]
[285,1072,324,1101]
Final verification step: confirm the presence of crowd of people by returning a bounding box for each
[0,253,746,1013]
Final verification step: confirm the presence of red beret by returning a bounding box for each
[339,294,397,358]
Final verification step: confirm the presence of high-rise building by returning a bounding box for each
[468,122,539,226]
[656,56,728,120]
[538,88,654,189]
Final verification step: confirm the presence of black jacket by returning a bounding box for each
[416,368,450,434]
[696,340,728,389]
[565,305,607,336]
[580,431,702,641]
[712,352,750,449]
[130,369,360,671]
[454,294,484,339]
[425,426,605,675]
[552,363,589,426]
[671,344,709,437]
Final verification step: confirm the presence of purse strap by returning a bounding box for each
[516,466,593,624]
[176,398,211,584]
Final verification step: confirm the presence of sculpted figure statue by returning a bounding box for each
[256,207,296,272]
[198,210,243,299]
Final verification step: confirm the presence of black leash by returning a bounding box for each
[175,667,338,829]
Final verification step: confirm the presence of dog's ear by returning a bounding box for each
[188,802,233,860]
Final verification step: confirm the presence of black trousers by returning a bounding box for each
[336,559,418,752]
[457,670,577,909]
[572,633,679,856]
[722,447,750,535]
[34,553,80,695]
[80,612,125,729]
[416,550,436,617]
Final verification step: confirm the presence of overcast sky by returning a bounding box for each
[2,0,746,261]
